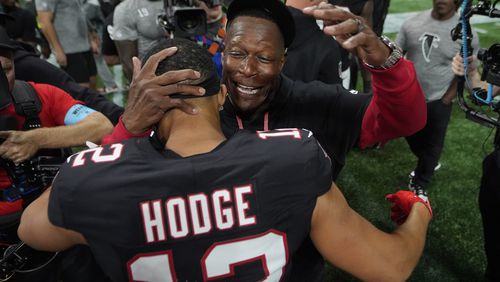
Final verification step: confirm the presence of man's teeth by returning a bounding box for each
[237,84,259,95]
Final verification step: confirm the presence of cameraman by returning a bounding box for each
[452,52,499,282]
[0,27,112,281]
[111,0,225,81]
[0,29,113,215]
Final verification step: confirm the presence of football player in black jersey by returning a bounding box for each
[18,38,432,281]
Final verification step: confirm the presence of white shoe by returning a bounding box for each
[409,162,441,178]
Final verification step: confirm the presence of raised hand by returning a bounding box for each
[303,3,390,67]
[122,47,206,134]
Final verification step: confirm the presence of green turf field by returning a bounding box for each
[327,1,499,281]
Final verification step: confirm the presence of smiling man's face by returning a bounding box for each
[222,16,285,113]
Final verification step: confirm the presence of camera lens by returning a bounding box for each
[490,44,500,65]
[174,8,207,37]
[178,12,203,31]
[477,48,487,62]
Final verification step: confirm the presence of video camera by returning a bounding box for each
[0,154,62,204]
[477,43,500,87]
[0,154,65,279]
[451,0,500,133]
[158,0,221,38]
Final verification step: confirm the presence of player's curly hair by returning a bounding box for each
[141,38,219,95]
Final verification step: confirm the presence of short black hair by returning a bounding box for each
[141,38,220,98]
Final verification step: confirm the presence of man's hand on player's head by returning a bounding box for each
[123,47,206,134]
[385,190,433,225]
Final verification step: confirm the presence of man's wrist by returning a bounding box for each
[119,116,150,137]
[414,196,433,218]
[364,36,403,70]
[121,114,146,135]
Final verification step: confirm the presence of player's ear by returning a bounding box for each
[218,84,227,106]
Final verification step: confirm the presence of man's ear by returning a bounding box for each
[280,52,287,70]
[218,84,227,106]
[221,51,227,66]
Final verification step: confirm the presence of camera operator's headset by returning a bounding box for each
[452,0,500,132]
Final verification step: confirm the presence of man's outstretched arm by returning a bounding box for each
[0,110,112,164]
[301,4,426,148]
[310,183,431,282]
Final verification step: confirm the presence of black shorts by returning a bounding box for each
[61,51,97,83]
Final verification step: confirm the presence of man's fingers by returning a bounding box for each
[169,99,199,115]
[0,131,13,139]
[340,32,369,50]
[303,5,352,23]
[156,69,202,86]
[323,17,364,38]
[140,47,178,76]
[385,194,396,202]
[131,57,142,81]
[157,83,206,97]
[2,150,16,161]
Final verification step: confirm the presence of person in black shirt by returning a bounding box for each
[329,0,374,92]
[283,0,342,84]
[452,53,500,282]
[18,37,432,282]
[1,0,37,47]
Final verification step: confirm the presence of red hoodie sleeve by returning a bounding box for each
[358,58,427,149]
[101,116,151,145]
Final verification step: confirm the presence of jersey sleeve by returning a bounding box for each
[277,129,332,237]
[110,0,138,41]
[302,130,332,197]
[30,82,82,125]
[47,164,73,228]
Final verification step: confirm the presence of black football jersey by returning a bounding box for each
[48,129,332,281]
